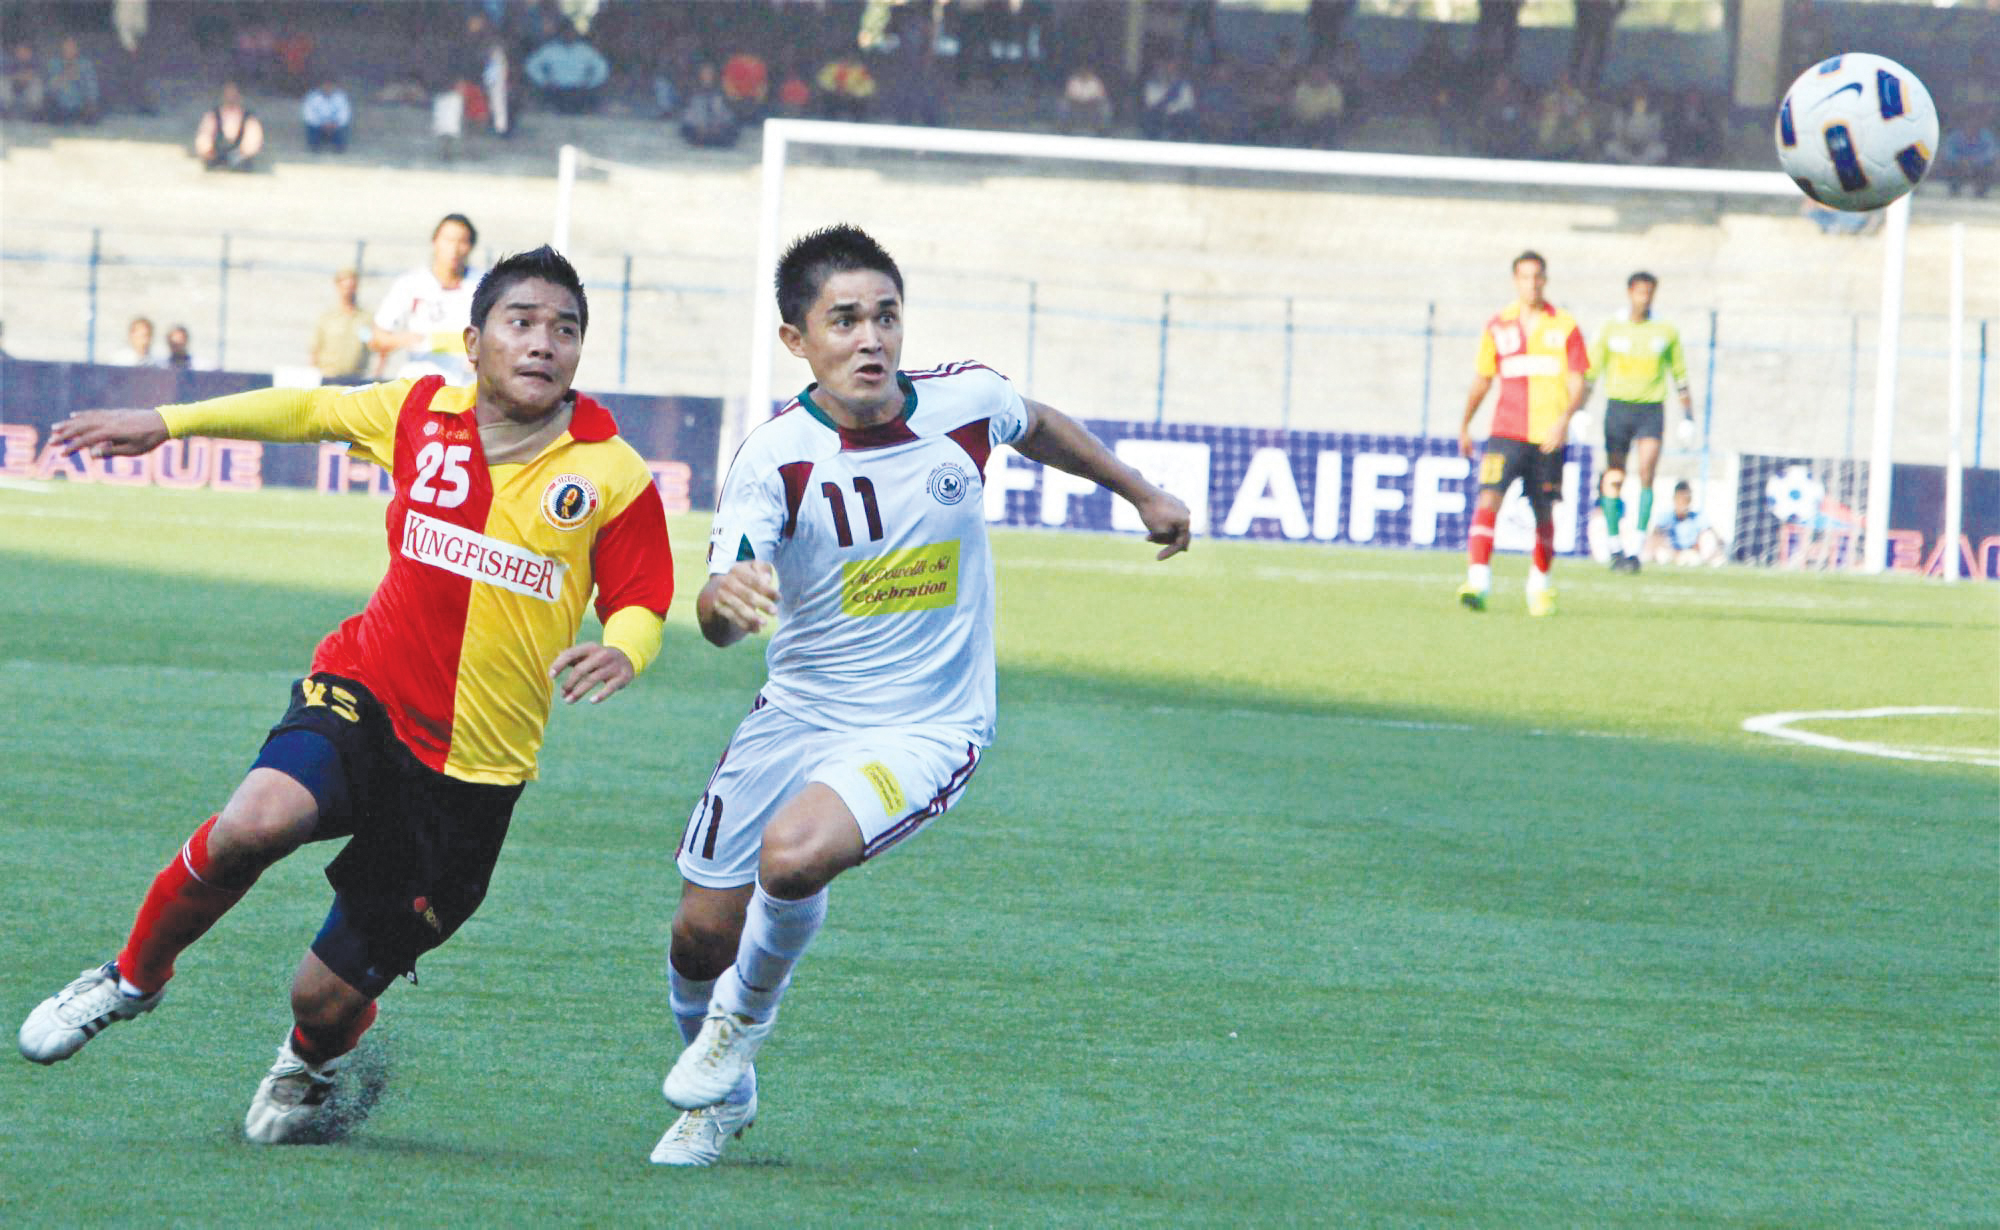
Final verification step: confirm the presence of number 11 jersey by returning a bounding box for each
[708,362,1028,743]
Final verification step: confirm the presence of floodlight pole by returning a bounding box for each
[1863,193,1911,575]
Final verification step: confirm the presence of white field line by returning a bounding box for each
[0,477,56,493]
[1741,706,2000,767]
[1,658,295,683]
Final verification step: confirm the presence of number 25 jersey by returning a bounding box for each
[708,362,1028,744]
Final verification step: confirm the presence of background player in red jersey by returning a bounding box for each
[20,247,675,1144]
[1456,250,1590,617]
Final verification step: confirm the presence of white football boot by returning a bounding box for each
[649,1070,758,1166]
[18,962,165,1064]
[661,1002,774,1110]
[244,1036,344,1144]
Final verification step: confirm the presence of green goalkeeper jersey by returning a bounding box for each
[1588,316,1688,405]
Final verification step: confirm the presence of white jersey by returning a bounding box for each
[708,361,1029,744]
[373,264,482,383]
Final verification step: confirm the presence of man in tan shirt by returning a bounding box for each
[309,268,372,382]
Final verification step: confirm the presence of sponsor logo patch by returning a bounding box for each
[541,473,599,531]
[401,510,568,601]
[840,540,960,616]
[859,761,906,814]
[927,462,970,505]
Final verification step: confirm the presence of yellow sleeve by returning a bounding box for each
[601,605,665,676]
[1587,325,1608,382]
[1474,326,1498,378]
[158,381,414,468]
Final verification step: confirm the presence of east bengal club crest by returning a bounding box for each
[927,462,970,506]
[541,473,600,531]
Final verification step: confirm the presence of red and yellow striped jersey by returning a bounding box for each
[1474,301,1589,446]
[159,378,673,784]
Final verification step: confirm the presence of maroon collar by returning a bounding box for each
[567,393,619,441]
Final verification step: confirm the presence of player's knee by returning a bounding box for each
[669,909,741,978]
[1599,468,1625,498]
[759,816,851,899]
[210,799,314,876]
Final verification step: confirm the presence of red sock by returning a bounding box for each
[1533,519,1556,573]
[292,1000,378,1066]
[1469,506,1498,566]
[115,816,257,994]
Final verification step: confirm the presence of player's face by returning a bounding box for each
[783,269,905,419]
[433,221,473,278]
[128,320,151,351]
[1512,259,1546,308]
[1628,279,1656,317]
[469,277,583,422]
[1674,489,1692,515]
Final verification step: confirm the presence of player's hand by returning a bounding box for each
[712,560,781,634]
[48,409,169,458]
[550,643,635,705]
[1135,489,1192,560]
[1458,430,1476,460]
[1677,415,1698,446]
[1539,422,1569,455]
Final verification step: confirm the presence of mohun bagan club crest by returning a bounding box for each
[541,473,600,531]
[927,462,970,505]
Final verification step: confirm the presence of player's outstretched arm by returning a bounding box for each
[696,560,780,648]
[48,409,169,458]
[1015,399,1190,560]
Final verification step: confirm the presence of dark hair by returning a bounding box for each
[1628,271,1658,288]
[775,223,904,329]
[471,245,589,336]
[1674,480,1693,495]
[1512,250,1546,273]
[434,212,479,247]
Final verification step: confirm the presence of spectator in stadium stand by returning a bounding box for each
[1938,108,1997,198]
[1472,72,1531,159]
[308,268,373,383]
[110,316,164,367]
[721,49,768,118]
[462,12,511,138]
[372,213,482,383]
[195,82,265,172]
[524,22,610,115]
[679,62,739,149]
[45,36,100,125]
[1287,60,1344,148]
[0,41,45,121]
[877,19,946,129]
[773,57,813,117]
[1666,87,1716,165]
[1643,481,1725,566]
[1604,90,1668,165]
[1057,63,1113,135]
[1139,55,1197,141]
[164,324,197,371]
[1199,60,1253,144]
[302,77,353,153]
[1533,74,1594,160]
[111,0,160,114]
[814,54,876,122]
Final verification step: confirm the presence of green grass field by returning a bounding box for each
[1,481,1994,1226]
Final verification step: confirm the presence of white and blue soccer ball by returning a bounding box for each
[1775,53,1939,212]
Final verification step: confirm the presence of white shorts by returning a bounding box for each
[675,695,984,889]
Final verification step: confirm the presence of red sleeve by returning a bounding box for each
[592,480,675,622]
[1566,323,1589,373]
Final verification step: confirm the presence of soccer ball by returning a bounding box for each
[1775,53,1939,211]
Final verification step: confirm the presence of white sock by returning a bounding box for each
[1467,563,1491,592]
[714,882,828,1024]
[117,976,151,999]
[1526,567,1551,594]
[668,965,715,1047]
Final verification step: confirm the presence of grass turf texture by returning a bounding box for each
[1,482,1994,1225]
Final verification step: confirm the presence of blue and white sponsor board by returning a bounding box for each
[984,420,1594,554]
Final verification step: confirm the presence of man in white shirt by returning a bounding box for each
[371,213,480,383]
[108,315,163,367]
[302,78,352,153]
[648,224,1191,1167]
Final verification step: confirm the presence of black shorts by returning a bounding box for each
[1478,436,1564,513]
[251,673,523,997]
[1603,400,1665,457]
